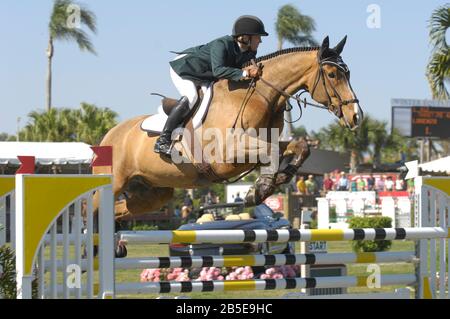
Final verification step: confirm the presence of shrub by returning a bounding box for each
[0,245,16,299]
[348,216,392,253]
[132,224,159,231]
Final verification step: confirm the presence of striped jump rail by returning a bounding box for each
[119,227,449,244]
[115,274,417,294]
[43,251,416,271]
[115,251,416,269]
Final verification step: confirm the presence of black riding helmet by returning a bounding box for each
[232,15,269,37]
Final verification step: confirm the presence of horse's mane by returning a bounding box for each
[243,46,320,67]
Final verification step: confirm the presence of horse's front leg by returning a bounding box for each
[244,137,315,206]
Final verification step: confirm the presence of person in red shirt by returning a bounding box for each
[323,173,334,193]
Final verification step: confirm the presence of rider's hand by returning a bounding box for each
[243,65,262,79]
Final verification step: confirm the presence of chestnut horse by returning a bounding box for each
[93,36,363,219]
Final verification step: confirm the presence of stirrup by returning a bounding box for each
[154,133,171,155]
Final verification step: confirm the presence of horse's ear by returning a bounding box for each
[319,36,330,58]
[333,35,347,55]
[321,36,330,50]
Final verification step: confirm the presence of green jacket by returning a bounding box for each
[169,35,256,84]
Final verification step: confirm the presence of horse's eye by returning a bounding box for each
[328,72,336,78]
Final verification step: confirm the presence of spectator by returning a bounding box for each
[330,170,339,190]
[338,172,349,191]
[395,178,404,191]
[206,191,217,205]
[296,176,306,195]
[182,194,194,220]
[350,179,357,192]
[174,205,181,218]
[367,174,375,191]
[234,192,244,202]
[183,193,193,208]
[376,176,386,192]
[407,178,414,196]
[323,173,334,193]
[385,176,394,192]
[357,178,366,191]
[305,175,318,195]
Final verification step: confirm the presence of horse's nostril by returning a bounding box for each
[353,114,359,125]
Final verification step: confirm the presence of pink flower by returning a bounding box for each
[266,268,275,275]
[167,273,176,281]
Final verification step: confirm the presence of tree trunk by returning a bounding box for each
[46,37,54,112]
[374,148,382,168]
[350,150,358,173]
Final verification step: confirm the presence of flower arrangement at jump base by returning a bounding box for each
[140,265,300,282]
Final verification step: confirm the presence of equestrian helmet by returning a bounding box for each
[232,15,269,37]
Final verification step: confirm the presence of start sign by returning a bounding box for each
[307,241,328,253]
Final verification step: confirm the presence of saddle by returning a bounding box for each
[160,88,204,117]
[141,83,213,134]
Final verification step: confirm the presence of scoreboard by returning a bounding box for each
[411,107,450,138]
[392,99,450,138]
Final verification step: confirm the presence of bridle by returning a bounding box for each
[249,54,364,129]
[308,55,362,127]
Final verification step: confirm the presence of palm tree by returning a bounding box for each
[21,108,72,141]
[275,4,317,51]
[19,104,117,143]
[426,4,450,99]
[46,0,97,111]
[367,119,405,167]
[313,116,370,172]
[275,4,317,140]
[75,103,118,145]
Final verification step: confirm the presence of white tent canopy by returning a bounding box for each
[419,156,450,174]
[405,156,450,179]
[0,142,93,165]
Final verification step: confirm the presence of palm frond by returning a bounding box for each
[80,8,97,34]
[426,48,450,99]
[275,4,316,47]
[429,5,450,50]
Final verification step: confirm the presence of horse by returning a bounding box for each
[93,36,363,220]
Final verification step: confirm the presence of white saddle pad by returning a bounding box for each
[141,83,213,134]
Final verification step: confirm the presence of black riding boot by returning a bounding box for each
[154,96,190,156]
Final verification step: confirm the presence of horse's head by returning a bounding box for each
[309,36,363,130]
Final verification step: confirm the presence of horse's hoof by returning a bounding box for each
[115,244,127,258]
[244,187,257,207]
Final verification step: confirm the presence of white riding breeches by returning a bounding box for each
[170,54,198,109]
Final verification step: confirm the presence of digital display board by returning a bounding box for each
[411,107,450,138]
[392,99,450,138]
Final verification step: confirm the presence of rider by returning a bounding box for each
[154,15,269,156]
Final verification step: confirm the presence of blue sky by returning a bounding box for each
[0,0,447,135]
